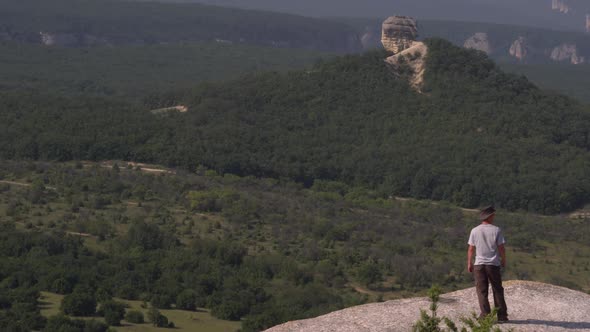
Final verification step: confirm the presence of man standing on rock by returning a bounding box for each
[467,206,509,322]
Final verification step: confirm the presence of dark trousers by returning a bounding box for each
[473,265,508,319]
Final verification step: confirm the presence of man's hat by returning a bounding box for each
[479,205,496,220]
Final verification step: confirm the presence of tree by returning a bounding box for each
[150,294,173,309]
[147,307,174,328]
[61,291,97,316]
[28,179,45,204]
[356,260,382,287]
[84,320,109,332]
[176,289,198,311]
[100,300,126,326]
[412,286,502,332]
[125,310,144,324]
[52,278,73,295]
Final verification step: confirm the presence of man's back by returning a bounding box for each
[468,224,505,266]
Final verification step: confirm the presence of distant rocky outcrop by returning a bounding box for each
[39,32,78,47]
[381,16,418,54]
[39,32,110,47]
[509,36,529,61]
[550,43,585,64]
[361,28,378,50]
[552,0,572,14]
[463,32,492,54]
[265,281,590,332]
[381,16,427,91]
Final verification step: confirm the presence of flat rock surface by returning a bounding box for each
[265,281,590,332]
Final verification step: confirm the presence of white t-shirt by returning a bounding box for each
[468,224,505,266]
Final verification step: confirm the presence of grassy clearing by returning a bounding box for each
[39,292,241,332]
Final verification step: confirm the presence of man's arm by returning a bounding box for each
[467,245,475,272]
[498,244,506,268]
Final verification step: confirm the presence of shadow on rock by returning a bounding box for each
[508,320,590,329]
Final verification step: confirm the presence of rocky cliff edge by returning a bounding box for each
[265,281,590,332]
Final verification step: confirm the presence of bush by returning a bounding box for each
[44,314,84,332]
[84,320,109,332]
[61,291,97,316]
[176,289,198,311]
[147,307,174,328]
[125,310,144,324]
[44,315,107,332]
[100,300,126,326]
[51,278,73,295]
[150,294,173,309]
[412,286,503,332]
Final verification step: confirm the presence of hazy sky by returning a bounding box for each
[186,0,584,31]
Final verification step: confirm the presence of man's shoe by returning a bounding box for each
[497,317,509,323]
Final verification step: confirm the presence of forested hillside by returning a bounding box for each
[0,161,588,331]
[0,41,329,100]
[500,63,590,103]
[2,39,588,213]
[0,0,360,52]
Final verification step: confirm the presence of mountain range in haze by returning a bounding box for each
[145,0,590,32]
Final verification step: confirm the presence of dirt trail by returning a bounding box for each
[392,196,479,214]
[83,161,175,174]
[0,180,57,190]
[149,105,188,114]
[65,231,93,237]
[14,221,94,238]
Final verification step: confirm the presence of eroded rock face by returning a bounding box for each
[385,41,428,91]
[551,43,585,64]
[463,32,492,54]
[381,16,418,54]
[509,36,528,61]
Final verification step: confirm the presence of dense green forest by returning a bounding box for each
[2,39,588,213]
[0,161,588,331]
[500,63,590,103]
[3,40,590,105]
[0,41,329,100]
[0,0,360,52]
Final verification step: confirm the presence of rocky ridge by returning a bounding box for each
[265,281,590,332]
